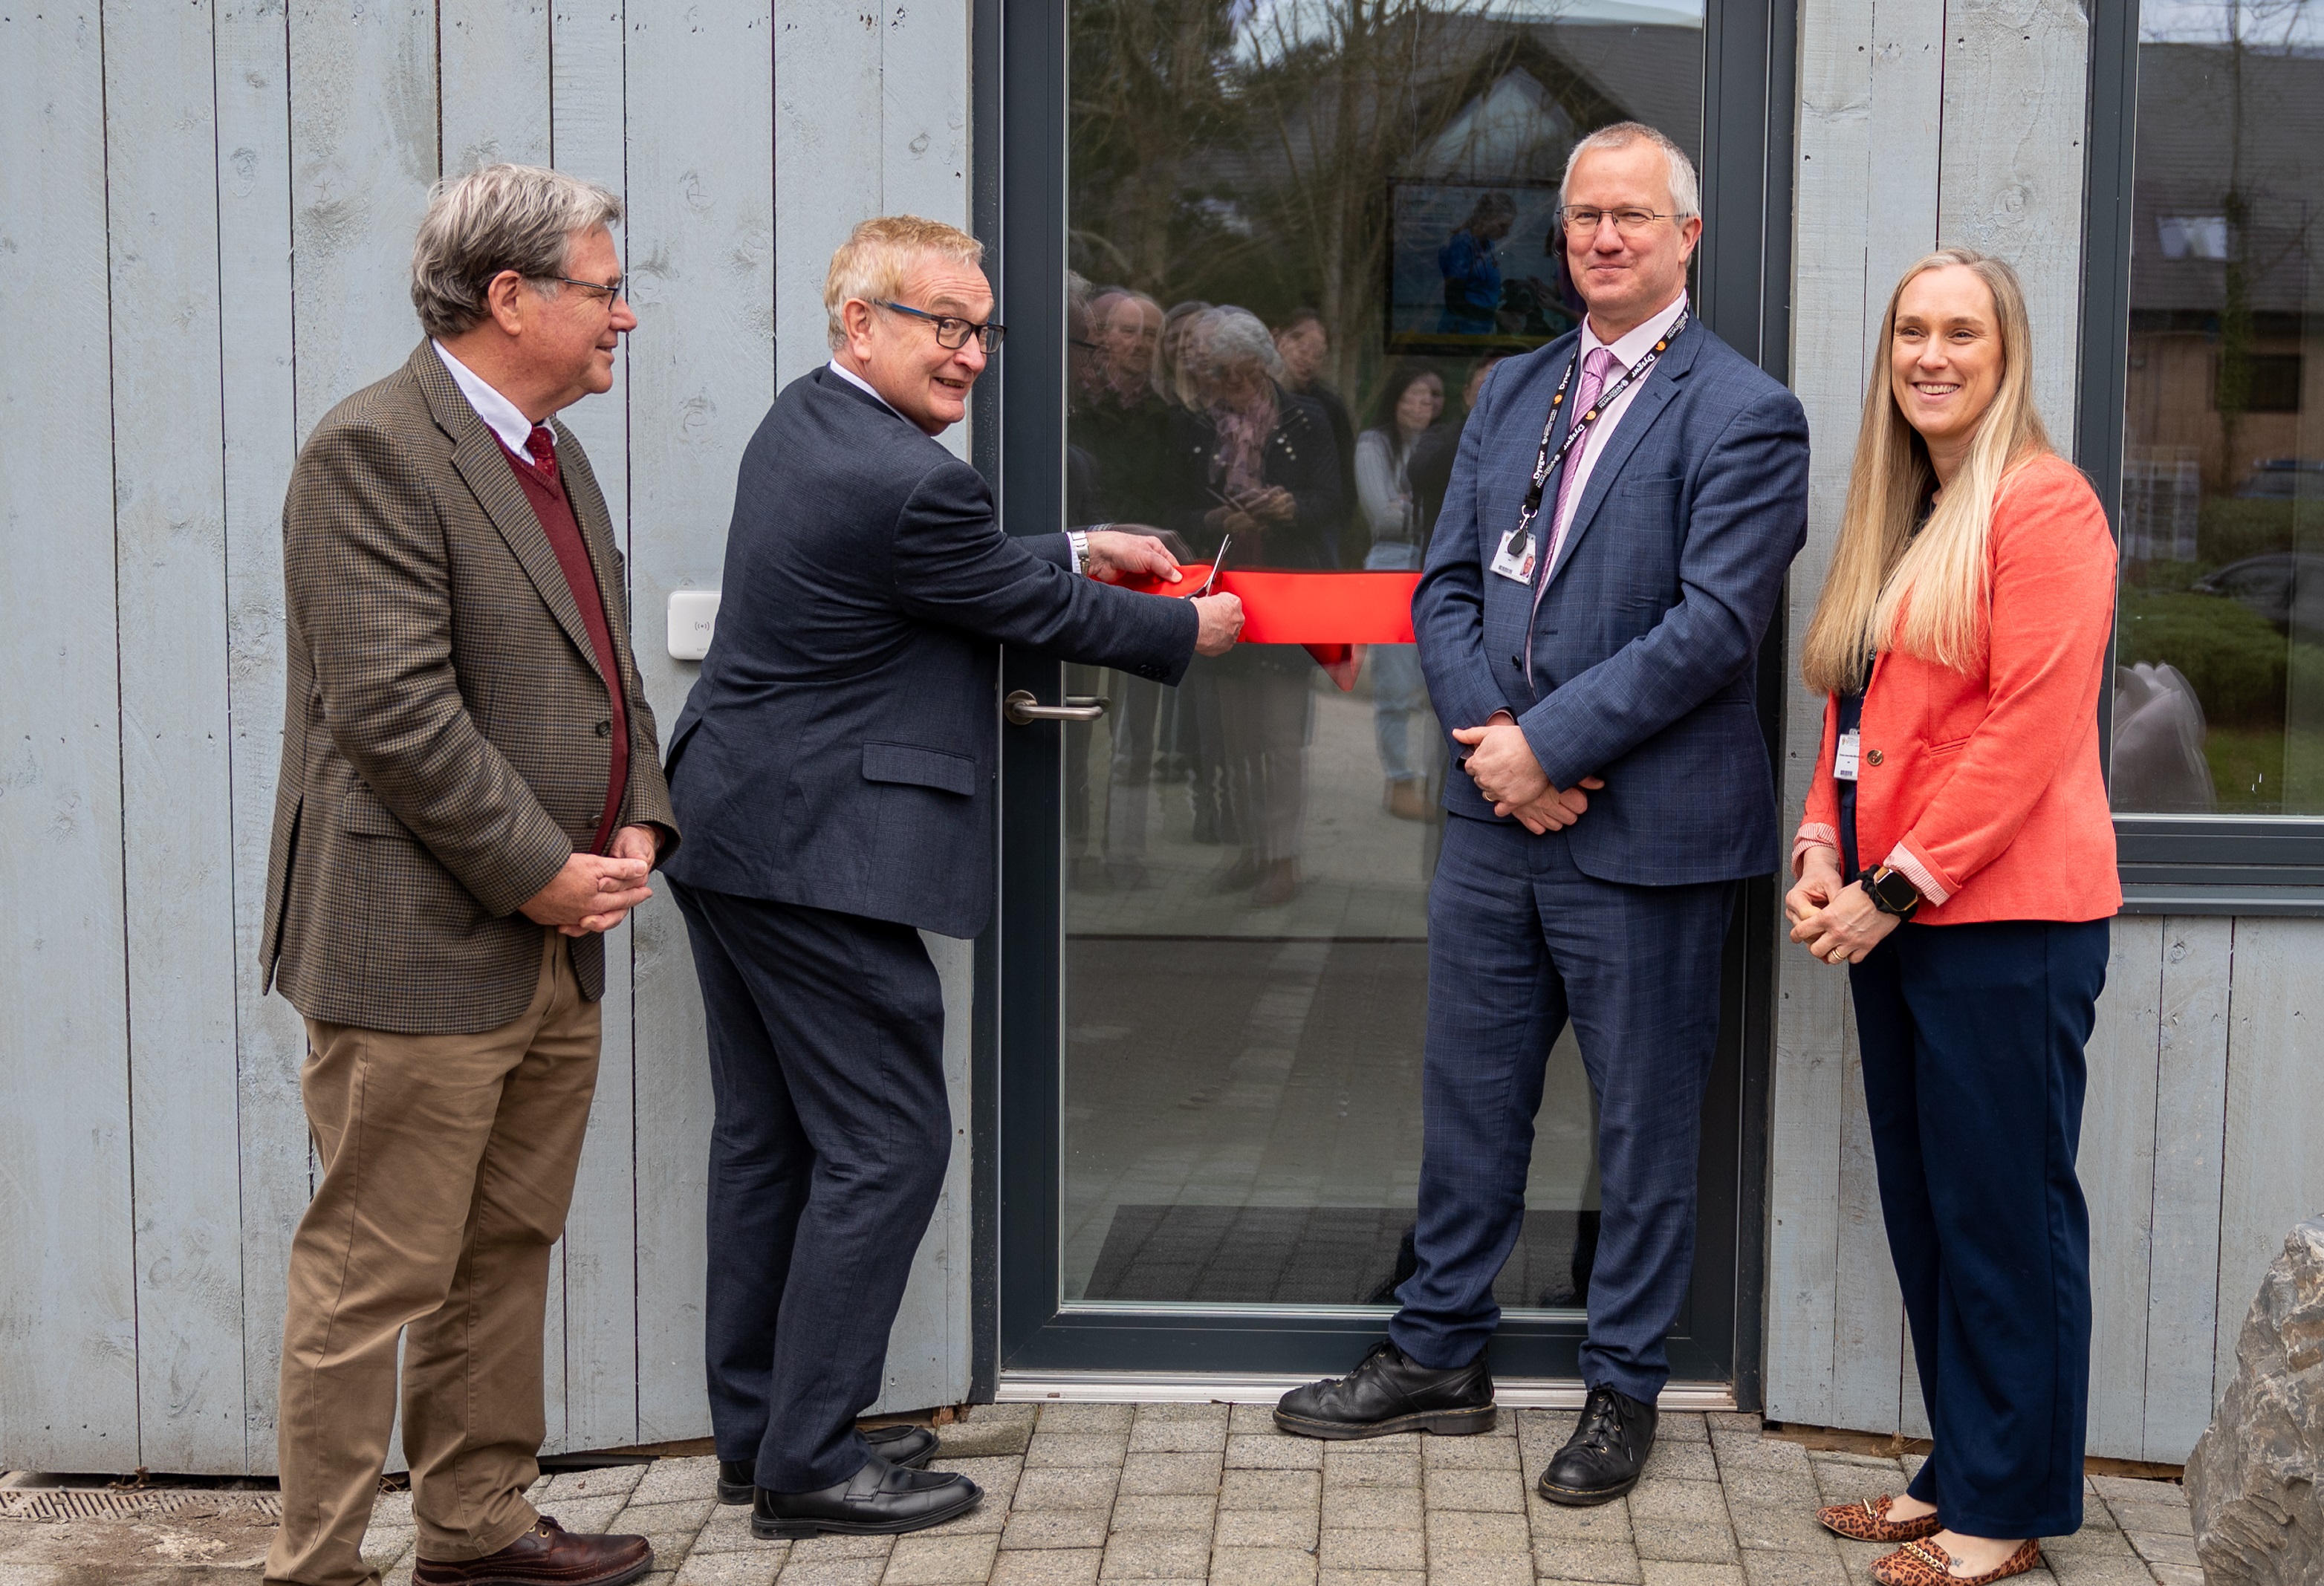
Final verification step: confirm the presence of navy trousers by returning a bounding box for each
[669,880,951,1493]
[1389,814,1733,1400]
[1850,917,2107,1540]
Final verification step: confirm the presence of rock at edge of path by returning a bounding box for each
[2186,1215,2324,1585]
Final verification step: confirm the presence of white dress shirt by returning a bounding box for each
[431,339,542,464]
[1544,290,1689,572]
[827,357,908,422]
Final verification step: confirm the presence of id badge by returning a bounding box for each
[1834,728,1861,781]
[1490,523,1538,584]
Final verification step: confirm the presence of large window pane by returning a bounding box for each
[2114,0,2324,815]
[1056,0,1703,1307]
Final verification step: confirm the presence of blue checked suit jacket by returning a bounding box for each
[1413,316,1810,886]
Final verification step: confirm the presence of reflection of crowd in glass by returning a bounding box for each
[1063,275,1512,905]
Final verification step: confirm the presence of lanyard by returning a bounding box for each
[1504,308,1690,562]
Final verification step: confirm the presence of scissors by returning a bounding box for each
[1195,534,1232,597]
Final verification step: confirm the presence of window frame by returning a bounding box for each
[2078,0,2324,914]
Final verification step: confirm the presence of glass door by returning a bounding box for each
[990,0,1787,1385]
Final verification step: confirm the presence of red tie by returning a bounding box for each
[528,423,559,483]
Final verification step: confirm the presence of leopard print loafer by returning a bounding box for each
[1869,1536,2042,1585]
[1816,1495,1944,1544]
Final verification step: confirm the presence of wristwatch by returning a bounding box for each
[1068,528,1092,577]
[1863,865,1923,922]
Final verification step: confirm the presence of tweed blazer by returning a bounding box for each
[263,341,677,1035]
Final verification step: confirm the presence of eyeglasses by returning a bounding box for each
[1557,207,1675,238]
[545,273,626,305]
[879,300,1007,353]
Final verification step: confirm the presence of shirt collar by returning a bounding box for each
[1580,289,1689,369]
[431,339,540,463]
[826,357,909,423]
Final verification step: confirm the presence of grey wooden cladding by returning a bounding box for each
[2,0,971,1475]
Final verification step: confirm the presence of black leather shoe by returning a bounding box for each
[752,1453,981,1539]
[718,1424,941,1504]
[1273,1339,1496,1440]
[1536,1385,1657,1506]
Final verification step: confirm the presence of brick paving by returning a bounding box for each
[0,1405,2196,1584]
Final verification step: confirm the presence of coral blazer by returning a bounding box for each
[1794,452,2121,924]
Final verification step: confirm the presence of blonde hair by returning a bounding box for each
[1561,122,1700,221]
[823,215,985,351]
[1799,249,2052,695]
[410,164,622,338]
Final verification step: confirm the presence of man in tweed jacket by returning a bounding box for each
[261,166,673,1586]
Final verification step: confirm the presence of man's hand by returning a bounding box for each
[1084,529,1181,585]
[521,850,652,937]
[1452,712,1601,833]
[1192,593,1244,657]
[1501,776,1606,836]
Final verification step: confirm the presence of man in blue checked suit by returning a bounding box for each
[1276,124,1808,1502]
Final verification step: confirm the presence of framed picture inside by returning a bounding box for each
[1385,180,1579,354]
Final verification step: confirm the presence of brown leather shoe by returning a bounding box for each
[412,1516,652,1586]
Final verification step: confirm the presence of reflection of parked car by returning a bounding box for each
[2234,458,2324,500]
[2192,553,2324,636]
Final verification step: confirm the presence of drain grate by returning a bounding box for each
[0,1489,281,1523]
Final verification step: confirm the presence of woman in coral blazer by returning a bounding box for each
[1786,250,2118,1586]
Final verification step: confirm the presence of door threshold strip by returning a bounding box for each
[996,1371,1737,1410]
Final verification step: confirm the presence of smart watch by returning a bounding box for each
[1863,865,1923,922]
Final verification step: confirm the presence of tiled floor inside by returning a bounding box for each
[1,1403,2197,1586]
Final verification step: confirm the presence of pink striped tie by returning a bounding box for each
[1545,346,1619,576]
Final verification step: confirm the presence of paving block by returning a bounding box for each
[1421,1434,1520,1470]
[635,1458,724,1507]
[2043,1553,2163,1586]
[1228,1403,1282,1434]
[790,1536,900,1563]
[1013,1466,1120,1511]
[775,1559,889,1586]
[373,1489,418,1528]
[1529,1535,1645,1585]
[1631,1518,1739,1567]
[2042,1524,2137,1560]
[1645,1442,1719,1483]
[1213,1506,1319,1550]
[1638,1564,1745,1586]
[989,1547,1103,1586]
[1721,1492,1834,1556]
[940,1405,1037,1459]
[1319,1484,1423,1530]
[1706,1431,1812,1483]
[1226,1434,1323,1471]
[1418,1547,1531,1585]
[551,1495,635,1535]
[544,1464,649,1504]
[1628,1481,1731,1529]
[1218,1468,1320,1510]
[1097,1529,1213,1579]
[1117,1454,1224,1495]
[2125,1529,2198,1568]
[1134,1403,1231,1425]
[1320,1446,1420,1489]
[1041,1404,1136,1435]
[674,1553,783,1586]
[690,1510,767,1556]
[1526,1492,1635,1542]
[1002,1509,1114,1551]
[2106,1499,2191,1538]
[1737,1547,1845,1586]
[1109,1495,1215,1533]
[1654,1414,1708,1444]
[883,1533,1001,1585]
[1207,1544,1320,1586]
[1421,1467,1525,1512]
[1316,1525,1426,1571]
[2089,1476,2184,1508]
[1421,1508,1528,1553]
[1705,1414,1762,1434]
[1025,1434,1132,1470]
[2146,1565,2204,1586]
[929,1457,1022,1511]
[1317,1570,1426,1586]
[1126,1413,1228,1455]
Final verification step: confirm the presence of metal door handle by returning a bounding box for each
[1005,689,1109,725]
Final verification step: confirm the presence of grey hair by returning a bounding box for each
[1175,307,1285,407]
[1559,122,1701,221]
[410,163,623,338]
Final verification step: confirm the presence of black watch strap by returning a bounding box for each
[1863,865,1922,920]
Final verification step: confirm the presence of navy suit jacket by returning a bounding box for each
[664,368,1200,937]
[1413,316,1809,885]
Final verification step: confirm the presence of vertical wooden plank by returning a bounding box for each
[1933,0,2090,441]
[288,0,439,429]
[773,0,880,391]
[1768,0,1944,1429]
[2143,917,2231,1463]
[0,0,140,1472]
[216,0,310,1478]
[2213,919,2324,1431]
[106,0,247,1475]
[2080,917,2162,1459]
[440,0,551,172]
[875,934,976,1414]
[549,0,640,1457]
[626,0,774,1443]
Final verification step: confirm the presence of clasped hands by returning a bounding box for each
[1454,711,1605,834]
[1783,845,1898,966]
[522,823,660,937]
[1084,526,1244,657]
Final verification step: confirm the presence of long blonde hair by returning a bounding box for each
[1799,249,2052,695]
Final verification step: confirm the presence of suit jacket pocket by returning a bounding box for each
[340,784,411,837]
[863,741,977,796]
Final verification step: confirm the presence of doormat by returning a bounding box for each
[1082,1203,1597,1308]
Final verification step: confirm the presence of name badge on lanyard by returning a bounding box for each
[1834,728,1861,781]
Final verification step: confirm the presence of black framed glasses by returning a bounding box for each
[1557,207,1676,237]
[545,273,626,305]
[879,299,1007,352]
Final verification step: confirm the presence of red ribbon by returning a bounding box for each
[1120,565,1423,689]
